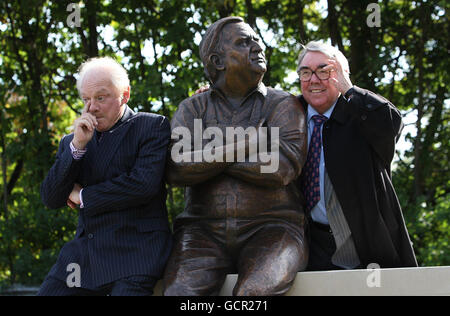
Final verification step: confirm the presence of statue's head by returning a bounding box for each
[199,17,266,86]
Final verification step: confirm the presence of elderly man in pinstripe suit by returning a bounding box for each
[37,57,172,296]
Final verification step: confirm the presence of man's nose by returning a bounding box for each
[87,99,99,112]
[310,71,321,83]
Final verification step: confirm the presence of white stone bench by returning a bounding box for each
[154,266,450,296]
[3,266,448,295]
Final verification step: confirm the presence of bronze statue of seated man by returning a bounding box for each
[162,16,308,296]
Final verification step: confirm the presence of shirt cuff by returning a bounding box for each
[344,87,355,101]
[70,141,87,160]
[79,188,84,208]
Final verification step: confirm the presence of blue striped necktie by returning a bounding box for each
[302,114,328,212]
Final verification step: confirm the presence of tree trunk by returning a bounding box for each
[292,0,306,43]
[327,0,344,52]
[0,111,8,219]
[86,0,99,57]
[245,0,256,28]
[413,1,432,200]
[345,0,375,90]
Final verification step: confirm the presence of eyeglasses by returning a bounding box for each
[298,67,331,82]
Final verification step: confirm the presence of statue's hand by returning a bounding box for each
[195,85,210,95]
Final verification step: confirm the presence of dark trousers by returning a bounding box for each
[36,275,157,296]
[306,220,343,271]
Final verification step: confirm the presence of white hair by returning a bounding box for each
[296,41,350,75]
[76,57,130,95]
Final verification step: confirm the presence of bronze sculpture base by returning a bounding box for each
[163,218,308,296]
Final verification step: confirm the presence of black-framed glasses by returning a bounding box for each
[298,66,331,82]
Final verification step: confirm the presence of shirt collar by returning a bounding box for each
[255,82,267,96]
[106,105,133,132]
[307,99,338,123]
[211,82,267,104]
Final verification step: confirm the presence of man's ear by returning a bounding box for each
[210,54,225,71]
[121,86,130,105]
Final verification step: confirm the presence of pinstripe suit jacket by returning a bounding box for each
[40,106,173,288]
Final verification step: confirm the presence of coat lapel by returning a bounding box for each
[329,95,350,125]
[298,94,350,125]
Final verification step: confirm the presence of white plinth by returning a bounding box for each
[155,266,450,296]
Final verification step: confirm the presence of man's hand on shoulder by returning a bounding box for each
[194,85,210,95]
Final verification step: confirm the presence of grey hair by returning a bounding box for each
[199,16,244,83]
[296,41,350,74]
[76,57,130,95]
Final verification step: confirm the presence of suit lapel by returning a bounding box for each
[83,136,99,185]
[90,106,136,181]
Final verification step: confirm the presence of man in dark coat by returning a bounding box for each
[38,57,172,295]
[296,41,417,270]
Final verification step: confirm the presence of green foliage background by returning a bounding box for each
[0,0,448,287]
